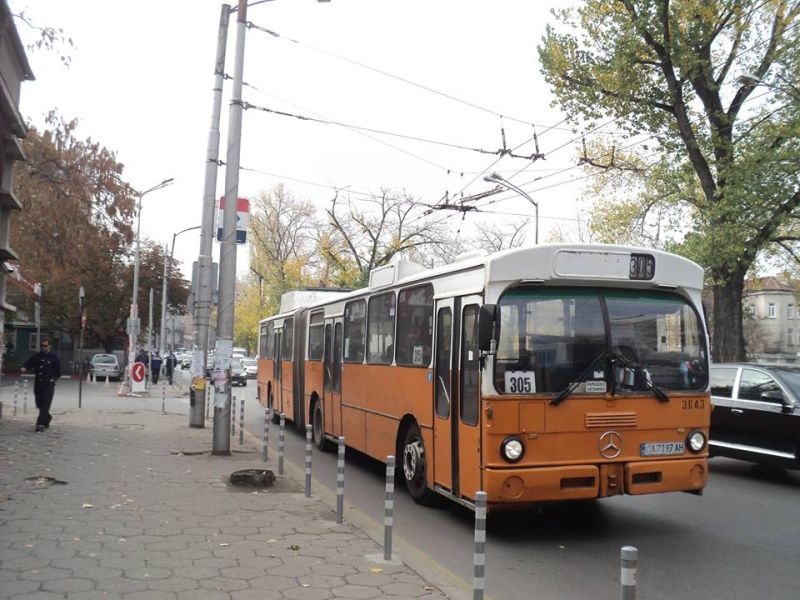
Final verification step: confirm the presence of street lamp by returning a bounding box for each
[160,225,201,360]
[127,177,174,392]
[483,172,539,244]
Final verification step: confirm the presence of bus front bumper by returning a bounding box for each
[484,458,707,504]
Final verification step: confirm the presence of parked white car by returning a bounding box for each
[90,354,121,381]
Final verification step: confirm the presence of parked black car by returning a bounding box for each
[710,363,800,469]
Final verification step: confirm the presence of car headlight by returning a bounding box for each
[686,430,706,453]
[501,436,525,462]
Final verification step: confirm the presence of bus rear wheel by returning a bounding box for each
[312,400,332,452]
[402,424,436,505]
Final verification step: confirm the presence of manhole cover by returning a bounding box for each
[25,476,67,486]
[229,469,275,488]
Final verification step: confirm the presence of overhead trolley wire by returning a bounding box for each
[247,20,582,136]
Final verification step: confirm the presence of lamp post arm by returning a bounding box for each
[484,173,539,245]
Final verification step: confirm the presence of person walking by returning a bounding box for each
[21,338,62,432]
[150,352,163,384]
[165,351,177,386]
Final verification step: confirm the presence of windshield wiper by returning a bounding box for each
[552,352,608,406]
[612,352,670,403]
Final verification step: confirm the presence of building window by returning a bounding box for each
[789,304,794,319]
[768,303,776,318]
[789,329,794,346]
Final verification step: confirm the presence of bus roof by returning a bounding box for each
[259,244,704,324]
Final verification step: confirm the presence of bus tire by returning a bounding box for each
[269,390,280,424]
[402,423,436,505]
[312,399,332,452]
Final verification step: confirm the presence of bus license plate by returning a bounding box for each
[640,442,684,456]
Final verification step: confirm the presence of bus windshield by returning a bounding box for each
[495,287,708,395]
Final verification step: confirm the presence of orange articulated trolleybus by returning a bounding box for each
[256,244,710,511]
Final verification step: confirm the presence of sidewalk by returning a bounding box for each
[0,386,458,600]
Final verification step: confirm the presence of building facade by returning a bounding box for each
[744,275,800,364]
[0,2,34,374]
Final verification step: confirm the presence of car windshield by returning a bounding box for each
[93,355,116,364]
[494,287,708,395]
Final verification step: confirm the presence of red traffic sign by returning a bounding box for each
[131,361,146,383]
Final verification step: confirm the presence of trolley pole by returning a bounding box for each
[212,0,247,455]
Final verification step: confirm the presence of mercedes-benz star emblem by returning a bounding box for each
[598,431,622,459]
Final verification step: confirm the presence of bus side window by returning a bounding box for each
[367,292,395,364]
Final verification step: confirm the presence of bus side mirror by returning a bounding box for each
[478,304,498,353]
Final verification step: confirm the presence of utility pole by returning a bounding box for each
[78,286,85,408]
[159,244,168,358]
[194,3,231,432]
[213,0,248,455]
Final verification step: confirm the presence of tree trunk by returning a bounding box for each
[711,269,747,363]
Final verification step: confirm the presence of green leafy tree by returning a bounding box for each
[539,0,800,361]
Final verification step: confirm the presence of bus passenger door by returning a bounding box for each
[457,300,483,499]
[433,295,482,500]
[433,299,455,493]
[323,319,343,437]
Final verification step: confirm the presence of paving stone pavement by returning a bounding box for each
[0,384,458,600]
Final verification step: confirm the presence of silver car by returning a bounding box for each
[90,353,121,381]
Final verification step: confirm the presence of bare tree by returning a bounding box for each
[323,190,447,286]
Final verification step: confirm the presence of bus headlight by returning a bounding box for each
[686,430,706,453]
[501,437,525,462]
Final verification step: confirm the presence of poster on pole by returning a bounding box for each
[215,197,250,244]
[213,339,232,408]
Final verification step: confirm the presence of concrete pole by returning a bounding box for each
[159,244,168,358]
[194,4,230,431]
[127,191,143,391]
[212,0,247,455]
[148,288,154,359]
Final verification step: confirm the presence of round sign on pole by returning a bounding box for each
[131,361,147,392]
[132,362,146,382]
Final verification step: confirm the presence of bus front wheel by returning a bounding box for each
[402,424,436,505]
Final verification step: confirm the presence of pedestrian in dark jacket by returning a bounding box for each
[21,338,62,432]
[150,352,163,384]
[165,351,177,385]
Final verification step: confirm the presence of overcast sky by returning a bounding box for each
[12,0,604,281]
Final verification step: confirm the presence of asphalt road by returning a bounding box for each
[33,376,796,600]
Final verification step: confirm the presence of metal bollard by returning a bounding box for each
[205,385,211,421]
[336,436,345,524]
[231,396,236,438]
[239,398,245,446]
[161,381,166,414]
[23,379,28,414]
[262,408,270,462]
[620,546,637,600]
[305,424,313,497]
[473,491,487,600]
[384,455,395,561]
[14,381,18,416]
[278,413,285,475]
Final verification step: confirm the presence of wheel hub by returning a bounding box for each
[403,439,424,481]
